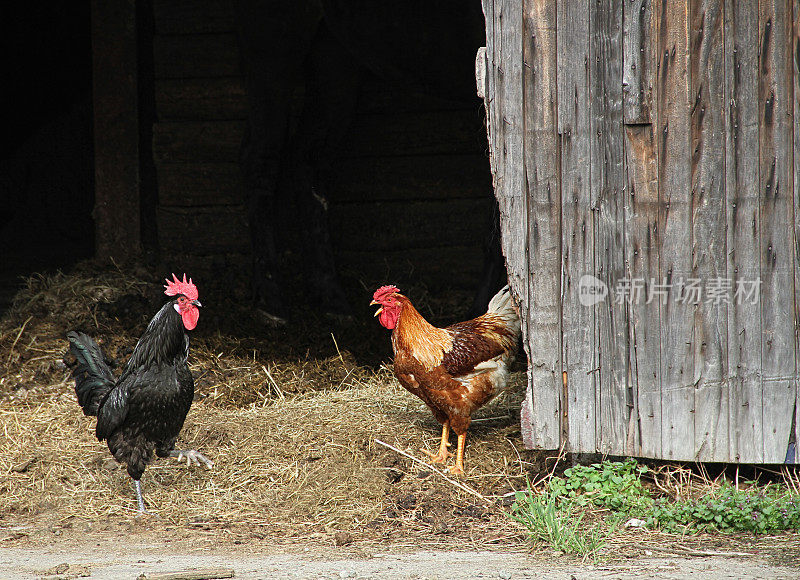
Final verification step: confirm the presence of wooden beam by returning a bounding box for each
[92,0,141,261]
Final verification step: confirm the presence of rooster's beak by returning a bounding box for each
[370,299,382,316]
[192,300,202,307]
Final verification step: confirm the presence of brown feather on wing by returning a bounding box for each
[440,318,516,377]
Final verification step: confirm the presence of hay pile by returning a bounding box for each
[0,262,533,544]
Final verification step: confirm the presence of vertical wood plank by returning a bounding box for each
[690,0,729,461]
[495,0,528,315]
[758,0,796,463]
[558,0,596,453]
[625,124,662,458]
[593,0,629,455]
[481,0,527,309]
[521,0,562,449]
[92,0,142,261]
[793,0,800,463]
[624,0,662,459]
[656,0,696,460]
[624,0,654,124]
[725,0,763,463]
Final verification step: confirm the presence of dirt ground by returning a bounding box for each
[1,265,799,579]
[1,532,799,579]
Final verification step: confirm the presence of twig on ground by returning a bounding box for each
[6,316,32,365]
[639,543,755,558]
[137,568,235,580]
[530,441,566,490]
[374,438,492,504]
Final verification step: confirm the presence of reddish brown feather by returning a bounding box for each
[388,293,518,437]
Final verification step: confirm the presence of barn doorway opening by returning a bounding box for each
[0,2,94,314]
[151,1,500,328]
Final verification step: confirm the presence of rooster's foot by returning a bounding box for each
[170,449,214,469]
[421,447,452,464]
[447,464,465,476]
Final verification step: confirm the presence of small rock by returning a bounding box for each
[11,458,35,473]
[334,531,353,547]
[498,569,512,579]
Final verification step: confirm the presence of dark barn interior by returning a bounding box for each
[1,1,499,336]
[0,2,94,306]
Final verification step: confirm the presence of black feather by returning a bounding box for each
[67,300,196,481]
[67,331,115,416]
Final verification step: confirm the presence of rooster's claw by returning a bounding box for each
[170,449,213,469]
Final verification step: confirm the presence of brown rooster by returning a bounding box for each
[371,284,520,474]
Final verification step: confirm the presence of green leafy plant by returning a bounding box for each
[509,459,800,552]
[549,458,651,513]
[649,483,800,533]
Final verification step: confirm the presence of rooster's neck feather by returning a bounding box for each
[124,301,189,372]
[393,298,453,370]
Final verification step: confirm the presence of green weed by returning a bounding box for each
[508,459,800,554]
[508,485,613,560]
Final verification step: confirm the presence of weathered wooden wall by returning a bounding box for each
[481,0,799,462]
[150,0,493,290]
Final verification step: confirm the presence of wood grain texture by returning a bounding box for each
[625,124,662,458]
[725,0,764,462]
[758,0,796,463]
[793,0,800,463]
[483,0,799,461]
[593,0,629,455]
[558,0,596,453]
[624,0,654,124]
[521,0,561,449]
[624,0,662,459]
[656,0,696,460]
[690,0,729,461]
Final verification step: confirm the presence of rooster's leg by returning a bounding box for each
[448,433,467,476]
[170,449,214,469]
[133,479,147,514]
[421,421,452,464]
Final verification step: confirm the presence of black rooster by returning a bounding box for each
[67,274,212,513]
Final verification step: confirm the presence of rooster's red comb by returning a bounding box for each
[164,273,198,301]
[373,285,400,302]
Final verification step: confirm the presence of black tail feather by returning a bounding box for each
[67,331,115,416]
